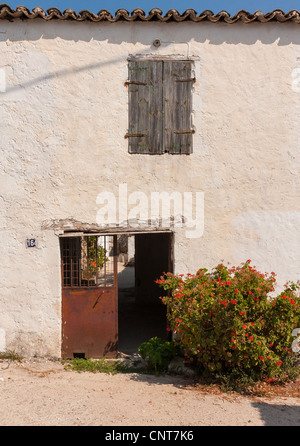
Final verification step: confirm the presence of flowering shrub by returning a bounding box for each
[156,261,300,384]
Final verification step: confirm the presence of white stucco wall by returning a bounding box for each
[0,20,299,357]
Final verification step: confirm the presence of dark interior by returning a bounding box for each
[117,233,173,354]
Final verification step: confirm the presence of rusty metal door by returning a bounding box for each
[61,235,118,359]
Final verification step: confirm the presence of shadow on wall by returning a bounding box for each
[1,20,300,45]
[251,401,300,426]
[2,21,300,95]
[118,264,135,289]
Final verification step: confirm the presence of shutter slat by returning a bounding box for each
[128,60,163,154]
[163,61,193,155]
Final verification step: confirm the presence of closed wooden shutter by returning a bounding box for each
[163,61,193,154]
[127,59,193,155]
[127,60,163,154]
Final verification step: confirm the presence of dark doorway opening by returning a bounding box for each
[117,232,173,355]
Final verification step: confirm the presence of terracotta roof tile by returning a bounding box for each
[0,4,300,23]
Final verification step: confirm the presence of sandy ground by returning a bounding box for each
[0,358,299,427]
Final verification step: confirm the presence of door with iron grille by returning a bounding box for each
[61,235,118,359]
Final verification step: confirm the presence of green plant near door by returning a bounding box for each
[138,336,179,372]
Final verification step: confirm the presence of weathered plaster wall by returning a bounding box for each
[0,20,299,356]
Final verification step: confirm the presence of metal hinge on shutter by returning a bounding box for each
[125,80,148,86]
[174,129,195,134]
[125,133,148,138]
[175,77,196,83]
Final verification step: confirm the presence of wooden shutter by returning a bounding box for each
[163,61,193,154]
[127,60,163,154]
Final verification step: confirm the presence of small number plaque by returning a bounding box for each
[26,238,37,248]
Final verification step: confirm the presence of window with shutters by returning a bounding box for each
[126,59,194,155]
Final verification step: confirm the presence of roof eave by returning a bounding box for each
[0,5,300,23]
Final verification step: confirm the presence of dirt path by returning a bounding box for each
[0,359,299,427]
